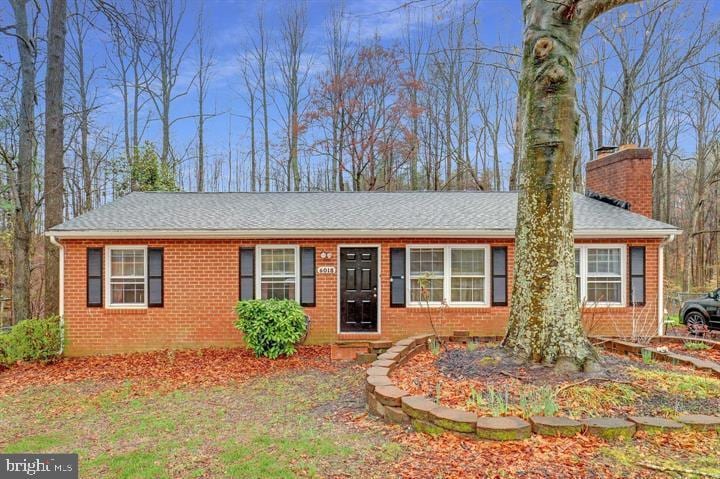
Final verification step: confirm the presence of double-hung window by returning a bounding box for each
[107,246,147,307]
[257,246,299,300]
[409,248,445,303]
[575,245,625,306]
[408,246,489,306]
[450,248,486,303]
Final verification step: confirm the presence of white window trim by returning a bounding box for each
[105,245,148,309]
[406,245,491,308]
[575,244,626,308]
[255,245,300,301]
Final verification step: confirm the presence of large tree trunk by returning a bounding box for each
[503,0,635,369]
[44,0,67,317]
[11,0,37,323]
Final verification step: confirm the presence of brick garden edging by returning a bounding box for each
[365,333,720,441]
[599,337,720,378]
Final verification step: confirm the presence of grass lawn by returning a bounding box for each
[1,347,719,478]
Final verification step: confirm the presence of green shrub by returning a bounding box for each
[234,300,307,359]
[0,316,62,367]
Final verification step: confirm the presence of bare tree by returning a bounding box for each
[144,0,195,169]
[240,57,258,191]
[249,8,272,191]
[277,1,310,191]
[195,3,214,192]
[6,0,38,323]
[43,0,67,316]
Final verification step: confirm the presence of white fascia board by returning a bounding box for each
[47,228,682,240]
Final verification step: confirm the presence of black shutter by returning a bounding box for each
[629,246,645,306]
[390,248,406,307]
[87,248,103,307]
[300,247,315,306]
[148,248,164,307]
[239,247,255,300]
[491,247,508,306]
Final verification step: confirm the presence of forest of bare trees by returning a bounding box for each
[0,0,718,323]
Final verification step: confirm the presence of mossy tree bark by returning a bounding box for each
[503,0,638,369]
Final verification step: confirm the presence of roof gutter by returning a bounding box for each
[46,228,683,240]
[48,235,64,355]
[658,233,677,336]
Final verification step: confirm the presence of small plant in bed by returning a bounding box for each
[684,341,711,351]
[235,299,308,359]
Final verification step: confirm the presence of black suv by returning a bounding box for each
[681,288,720,333]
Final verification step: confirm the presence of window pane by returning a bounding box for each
[261,280,295,300]
[410,248,444,275]
[410,278,443,302]
[588,248,621,275]
[111,281,145,304]
[451,249,484,275]
[111,249,145,277]
[587,278,621,303]
[451,277,484,302]
[261,248,295,276]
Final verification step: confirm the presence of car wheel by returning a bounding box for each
[685,311,707,335]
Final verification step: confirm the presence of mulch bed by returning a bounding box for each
[665,343,720,363]
[391,343,720,418]
[0,345,333,396]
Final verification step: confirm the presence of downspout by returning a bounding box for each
[658,234,676,336]
[49,235,64,354]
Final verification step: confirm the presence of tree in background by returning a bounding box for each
[6,0,38,324]
[43,0,67,317]
[126,143,179,193]
[503,0,639,370]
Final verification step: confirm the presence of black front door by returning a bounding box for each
[340,247,378,332]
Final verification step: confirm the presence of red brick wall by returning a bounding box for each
[586,147,653,217]
[61,237,661,356]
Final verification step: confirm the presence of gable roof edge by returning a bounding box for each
[46,227,683,240]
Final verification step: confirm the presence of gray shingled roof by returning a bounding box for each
[48,191,680,236]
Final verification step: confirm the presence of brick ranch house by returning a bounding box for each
[48,146,681,357]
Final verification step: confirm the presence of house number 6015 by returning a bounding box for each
[317,266,336,274]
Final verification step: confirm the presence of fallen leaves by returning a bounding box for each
[0,345,334,396]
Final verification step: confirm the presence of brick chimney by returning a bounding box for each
[585,145,653,217]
